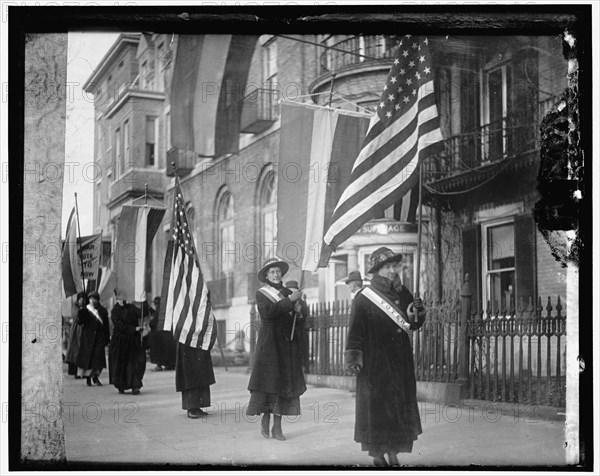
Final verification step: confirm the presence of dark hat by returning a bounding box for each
[76,291,88,301]
[285,280,299,290]
[367,247,403,274]
[88,291,100,300]
[257,258,289,283]
[344,270,363,284]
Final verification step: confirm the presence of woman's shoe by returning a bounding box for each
[187,408,206,419]
[132,388,140,395]
[92,375,102,386]
[260,413,270,439]
[271,414,286,441]
[387,452,400,466]
[373,455,388,467]
[85,377,92,387]
[118,388,125,394]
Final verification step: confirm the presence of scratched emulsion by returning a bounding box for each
[21,33,68,463]
[533,31,581,268]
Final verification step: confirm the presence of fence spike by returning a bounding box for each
[526,296,534,317]
[546,296,553,317]
[537,296,543,318]
[486,300,491,319]
[555,296,562,316]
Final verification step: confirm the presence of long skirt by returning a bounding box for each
[109,334,146,391]
[181,386,211,410]
[246,390,301,416]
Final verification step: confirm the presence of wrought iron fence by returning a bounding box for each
[304,283,566,407]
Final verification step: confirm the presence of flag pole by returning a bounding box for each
[290,270,305,341]
[415,162,424,299]
[74,193,86,292]
[171,162,228,372]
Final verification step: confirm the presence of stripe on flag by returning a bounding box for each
[115,205,166,302]
[323,35,443,252]
[158,181,218,351]
[276,101,370,275]
[170,34,258,158]
[61,207,83,297]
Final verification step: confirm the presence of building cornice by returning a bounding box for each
[83,33,141,92]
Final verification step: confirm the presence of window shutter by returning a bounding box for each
[462,226,482,313]
[514,214,537,312]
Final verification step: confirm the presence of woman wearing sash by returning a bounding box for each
[247,258,306,441]
[345,247,426,467]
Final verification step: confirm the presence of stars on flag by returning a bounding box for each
[376,36,435,125]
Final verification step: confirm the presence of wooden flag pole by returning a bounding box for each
[73,193,86,292]
[415,162,424,299]
[290,270,305,341]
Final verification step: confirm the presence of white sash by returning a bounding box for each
[257,285,284,303]
[361,286,411,334]
[86,303,104,326]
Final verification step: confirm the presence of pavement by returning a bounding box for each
[62,363,569,469]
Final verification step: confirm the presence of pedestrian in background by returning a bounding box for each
[345,270,364,301]
[149,296,176,371]
[246,258,307,441]
[65,295,83,379]
[76,291,110,386]
[109,290,146,395]
[345,247,426,467]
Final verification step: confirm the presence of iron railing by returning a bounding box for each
[304,286,566,407]
[319,35,402,74]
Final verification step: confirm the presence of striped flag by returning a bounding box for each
[276,101,370,274]
[170,34,258,158]
[61,207,84,297]
[114,205,166,302]
[323,35,443,255]
[158,181,218,350]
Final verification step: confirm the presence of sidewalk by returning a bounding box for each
[63,364,568,468]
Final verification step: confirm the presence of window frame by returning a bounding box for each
[480,217,516,315]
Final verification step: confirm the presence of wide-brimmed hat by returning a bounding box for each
[87,291,100,300]
[285,280,299,290]
[367,247,403,274]
[257,258,289,283]
[76,291,88,301]
[344,270,363,284]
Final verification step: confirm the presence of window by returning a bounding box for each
[145,116,157,166]
[482,221,515,314]
[115,127,122,177]
[482,62,511,161]
[463,214,536,317]
[259,171,277,261]
[263,39,277,90]
[123,119,130,169]
[217,191,235,276]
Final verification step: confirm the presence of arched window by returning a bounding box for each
[259,170,277,261]
[185,201,196,244]
[217,191,235,277]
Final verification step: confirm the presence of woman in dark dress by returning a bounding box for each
[75,291,110,386]
[109,291,146,395]
[345,247,426,467]
[246,258,306,441]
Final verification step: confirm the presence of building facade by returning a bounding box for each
[86,33,568,352]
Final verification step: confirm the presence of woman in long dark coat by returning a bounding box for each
[246,258,306,441]
[149,296,176,371]
[76,291,110,386]
[345,247,426,467]
[109,292,146,395]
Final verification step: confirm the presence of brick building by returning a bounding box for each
[86,33,568,353]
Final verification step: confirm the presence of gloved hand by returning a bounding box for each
[412,298,424,311]
[293,301,302,313]
[289,289,302,302]
[347,363,361,376]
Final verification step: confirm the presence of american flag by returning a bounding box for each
[159,181,217,350]
[323,35,443,250]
